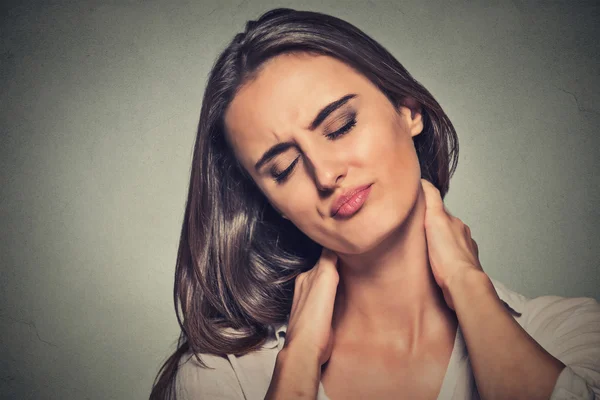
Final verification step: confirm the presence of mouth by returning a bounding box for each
[331,183,373,218]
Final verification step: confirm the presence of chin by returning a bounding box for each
[328,205,407,255]
[339,184,421,255]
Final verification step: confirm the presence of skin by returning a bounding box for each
[226,53,565,399]
[225,52,457,397]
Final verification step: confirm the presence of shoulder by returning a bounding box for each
[490,277,600,347]
[522,290,600,363]
[523,291,600,397]
[489,277,600,337]
[176,351,245,400]
[175,327,284,400]
[490,278,600,394]
[524,292,600,331]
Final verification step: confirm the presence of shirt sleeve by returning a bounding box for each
[176,352,245,400]
[525,295,600,400]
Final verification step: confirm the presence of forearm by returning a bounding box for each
[449,270,565,400]
[265,347,320,400]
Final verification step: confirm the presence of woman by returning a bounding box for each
[150,8,600,400]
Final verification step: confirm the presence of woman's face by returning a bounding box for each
[224,53,424,254]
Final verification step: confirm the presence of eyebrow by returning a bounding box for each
[254,93,357,172]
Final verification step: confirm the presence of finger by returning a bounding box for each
[291,273,305,315]
[317,247,339,271]
[420,178,445,213]
[472,238,479,257]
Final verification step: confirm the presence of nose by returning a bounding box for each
[303,146,347,193]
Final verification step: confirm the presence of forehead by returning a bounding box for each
[224,53,370,166]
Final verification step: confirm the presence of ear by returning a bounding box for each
[399,96,423,137]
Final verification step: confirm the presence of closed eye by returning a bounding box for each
[270,155,301,184]
[325,113,357,140]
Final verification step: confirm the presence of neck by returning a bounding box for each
[331,184,457,355]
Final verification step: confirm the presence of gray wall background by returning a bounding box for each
[1,0,598,399]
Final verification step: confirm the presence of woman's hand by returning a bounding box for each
[420,178,485,310]
[284,247,340,366]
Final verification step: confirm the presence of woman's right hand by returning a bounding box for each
[283,247,340,367]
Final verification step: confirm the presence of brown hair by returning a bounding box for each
[150,7,458,399]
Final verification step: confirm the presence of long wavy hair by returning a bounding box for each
[150,7,459,399]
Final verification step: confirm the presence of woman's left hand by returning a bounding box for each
[420,178,485,310]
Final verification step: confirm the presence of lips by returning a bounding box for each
[330,183,373,217]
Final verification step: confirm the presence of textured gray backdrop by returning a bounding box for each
[1,0,598,399]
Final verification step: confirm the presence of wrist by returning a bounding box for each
[446,268,493,306]
[277,345,321,373]
[270,346,321,397]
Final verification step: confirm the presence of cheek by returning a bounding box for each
[361,117,422,221]
[353,113,410,172]
[267,185,317,224]
[266,185,332,244]
[379,136,421,201]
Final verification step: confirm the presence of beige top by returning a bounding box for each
[176,278,600,399]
